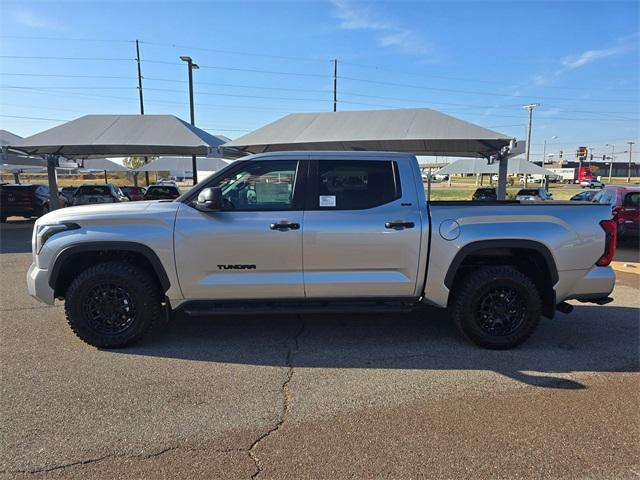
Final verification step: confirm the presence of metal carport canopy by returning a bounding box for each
[436,157,559,176]
[9,115,227,209]
[10,114,227,157]
[222,108,512,157]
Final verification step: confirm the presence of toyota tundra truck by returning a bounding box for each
[27,152,617,349]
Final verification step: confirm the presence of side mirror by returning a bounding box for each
[196,187,223,211]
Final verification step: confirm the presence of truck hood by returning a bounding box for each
[36,200,180,225]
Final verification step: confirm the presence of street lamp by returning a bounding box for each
[605,144,615,182]
[542,135,557,165]
[180,55,199,185]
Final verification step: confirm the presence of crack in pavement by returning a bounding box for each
[3,317,307,478]
[2,445,251,476]
[3,454,114,475]
[248,316,306,480]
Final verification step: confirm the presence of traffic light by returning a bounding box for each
[577,146,588,160]
[559,150,563,159]
[590,154,593,161]
[603,155,606,161]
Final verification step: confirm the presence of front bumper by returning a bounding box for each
[27,263,55,305]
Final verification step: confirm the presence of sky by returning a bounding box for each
[1,0,639,162]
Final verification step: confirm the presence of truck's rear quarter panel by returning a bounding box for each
[424,202,615,307]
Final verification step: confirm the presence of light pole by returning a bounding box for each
[605,144,615,182]
[627,141,635,183]
[542,135,557,165]
[523,103,539,186]
[180,55,199,185]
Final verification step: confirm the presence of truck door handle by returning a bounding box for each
[270,222,300,231]
[385,221,415,229]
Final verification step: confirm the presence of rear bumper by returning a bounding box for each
[564,265,615,301]
[1,206,40,217]
[26,263,55,305]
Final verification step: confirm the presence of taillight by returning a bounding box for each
[596,220,617,266]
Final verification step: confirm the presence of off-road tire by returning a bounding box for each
[450,266,542,350]
[64,261,162,348]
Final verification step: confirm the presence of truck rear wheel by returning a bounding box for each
[450,266,541,349]
[64,261,162,348]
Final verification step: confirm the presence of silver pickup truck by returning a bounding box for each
[27,151,617,349]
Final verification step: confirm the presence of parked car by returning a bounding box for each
[472,187,497,201]
[28,151,616,351]
[570,190,600,202]
[59,186,78,205]
[592,186,640,239]
[1,184,58,221]
[72,184,129,206]
[120,186,146,201]
[143,185,181,200]
[519,176,543,184]
[516,188,553,201]
[581,179,605,189]
[157,177,177,184]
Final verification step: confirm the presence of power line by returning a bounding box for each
[1,73,136,80]
[140,40,328,63]
[0,35,133,43]
[339,60,640,93]
[338,75,636,104]
[0,55,134,62]
[4,35,635,96]
[3,54,636,103]
[0,114,68,122]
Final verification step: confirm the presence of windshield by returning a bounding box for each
[517,189,539,196]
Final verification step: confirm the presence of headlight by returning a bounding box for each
[35,222,80,254]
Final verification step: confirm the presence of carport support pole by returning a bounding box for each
[496,154,509,200]
[46,155,60,211]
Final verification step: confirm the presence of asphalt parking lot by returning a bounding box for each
[0,218,638,479]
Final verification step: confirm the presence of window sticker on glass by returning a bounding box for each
[319,195,336,207]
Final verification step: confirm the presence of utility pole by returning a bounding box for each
[627,141,634,183]
[605,144,614,182]
[180,56,199,185]
[333,59,337,112]
[135,40,150,187]
[523,103,539,186]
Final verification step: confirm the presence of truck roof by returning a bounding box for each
[238,151,417,162]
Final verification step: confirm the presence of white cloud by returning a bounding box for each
[329,0,431,57]
[12,9,64,31]
[562,42,635,70]
[525,33,638,89]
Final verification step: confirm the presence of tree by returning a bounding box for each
[123,156,147,170]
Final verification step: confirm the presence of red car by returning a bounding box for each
[593,186,640,240]
[120,186,147,201]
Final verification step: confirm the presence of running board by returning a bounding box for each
[180,299,419,317]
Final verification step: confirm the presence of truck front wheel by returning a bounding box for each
[64,261,162,348]
[450,266,542,349]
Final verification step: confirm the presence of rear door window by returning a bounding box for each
[315,160,401,210]
[624,192,639,207]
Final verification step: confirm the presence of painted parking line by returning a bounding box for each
[611,261,640,275]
